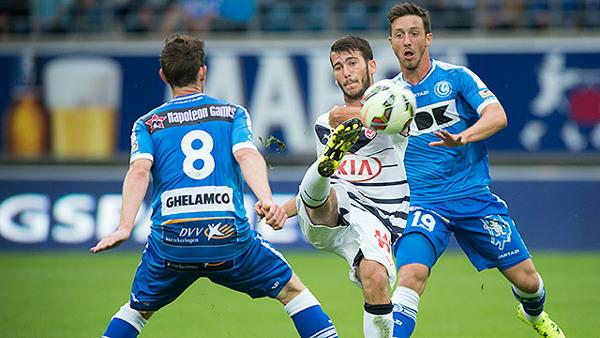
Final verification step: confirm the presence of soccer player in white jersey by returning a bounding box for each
[385,3,565,337]
[90,34,338,338]
[278,36,411,338]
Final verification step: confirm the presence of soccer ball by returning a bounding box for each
[360,79,416,134]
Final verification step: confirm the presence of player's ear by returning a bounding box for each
[198,65,207,82]
[368,59,376,75]
[425,32,433,47]
[159,68,169,85]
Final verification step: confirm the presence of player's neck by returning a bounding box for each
[402,56,432,86]
[172,84,204,98]
[344,98,362,108]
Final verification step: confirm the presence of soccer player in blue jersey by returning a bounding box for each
[386,3,565,337]
[90,34,338,338]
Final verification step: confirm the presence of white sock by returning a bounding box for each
[392,286,420,316]
[300,162,330,208]
[112,303,148,333]
[284,289,321,316]
[364,311,394,338]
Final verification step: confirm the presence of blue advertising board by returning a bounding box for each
[0,166,598,251]
[1,38,600,158]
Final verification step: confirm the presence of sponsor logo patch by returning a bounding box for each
[161,186,234,216]
[335,154,382,182]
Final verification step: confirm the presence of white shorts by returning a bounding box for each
[296,184,397,288]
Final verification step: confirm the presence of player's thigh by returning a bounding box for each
[129,244,200,312]
[300,187,339,226]
[454,214,531,271]
[296,184,353,251]
[394,207,453,270]
[208,233,293,299]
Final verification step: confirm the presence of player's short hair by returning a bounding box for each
[160,34,205,88]
[387,2,431,35]
[330,35,374,64]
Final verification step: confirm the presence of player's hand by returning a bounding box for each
[429,129,467,148]
[255,201,266,220]
[259,200,288,230]
[328,105,361,128]
[90,228,131,253]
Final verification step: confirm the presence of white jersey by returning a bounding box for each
[314,113,410,241]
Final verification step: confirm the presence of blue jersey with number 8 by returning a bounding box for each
[129,92,256,263]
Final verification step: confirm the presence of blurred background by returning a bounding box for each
[1,0,599,252]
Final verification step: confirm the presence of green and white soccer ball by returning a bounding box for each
[360,79,416,134]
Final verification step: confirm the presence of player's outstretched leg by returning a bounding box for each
[300,118,362,209]
[317,118,363,177]
[280,274,338,338]
[513,273,565,338]
[102,303,149,338]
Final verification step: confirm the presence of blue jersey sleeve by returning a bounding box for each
[130,119,154,163]
[458,67,499,115]
[231,105,257,153]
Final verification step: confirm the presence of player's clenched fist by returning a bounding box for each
[328,105,361,129]
[256,200,287,230]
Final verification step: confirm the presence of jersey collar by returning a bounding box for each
[395,58,437,87]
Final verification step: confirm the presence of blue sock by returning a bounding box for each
[512,273,546,317]
[103,318,139,338]
[285,289,337,338]
[103,303,147,338]
[392,286,419,338]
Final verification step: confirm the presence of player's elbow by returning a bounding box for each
[128,159,152,180]
[497,114,508,130]
[234,147,262,165]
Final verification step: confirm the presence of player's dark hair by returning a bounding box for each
[160,34,205,88]
[387,2,431,34]
[330,35,374,63]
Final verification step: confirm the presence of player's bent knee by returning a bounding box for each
[277,273,306,305]
[503,259,540,293]
[397,264,429,292]
[138,310,154,320]
[359,260,389,289]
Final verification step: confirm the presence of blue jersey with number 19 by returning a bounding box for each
[393,59,500,203]
[129,92,256,263]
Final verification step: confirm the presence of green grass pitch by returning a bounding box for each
[1,251,598,337]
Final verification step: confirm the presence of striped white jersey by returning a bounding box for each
[314,113,410,240]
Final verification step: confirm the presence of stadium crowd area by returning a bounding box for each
[1,0,599,37]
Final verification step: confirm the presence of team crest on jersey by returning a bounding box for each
[145,113,167,133]
[335,154,382,182]
[364,128,377,139]
[434,81,452,98]
[204,222,236,240]
[482,216,512,251]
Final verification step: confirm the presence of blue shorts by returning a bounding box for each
[129,232,293,311]
[394,192,531,272]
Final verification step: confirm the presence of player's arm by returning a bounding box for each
[328,105,361,128]
[255,197,297,220]
[283,198,298,218]
[430,102,507,147]
[90,159,152,253]
[234,147,287,230]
